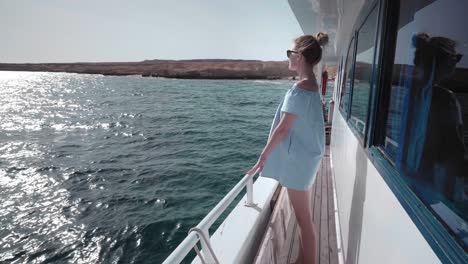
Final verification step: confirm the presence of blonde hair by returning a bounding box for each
[294,32,329,65]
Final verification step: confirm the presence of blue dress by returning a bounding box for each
[259,84,325,191]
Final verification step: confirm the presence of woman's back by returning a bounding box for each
[286,84,325,158]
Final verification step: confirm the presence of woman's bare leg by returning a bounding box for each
[288,187,316,264]
[291,186,311,264]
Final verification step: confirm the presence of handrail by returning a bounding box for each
[349,116,366,133]
[385,136,398,148]
[162,172,257,264]
[189,227,220,264]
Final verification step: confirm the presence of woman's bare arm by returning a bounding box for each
[246,112,297,176]
[261,112,296,157]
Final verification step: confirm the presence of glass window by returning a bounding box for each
[381,0,468,249]
[339,38,356,116]
[349,6,379,136]
[335,57,344,102]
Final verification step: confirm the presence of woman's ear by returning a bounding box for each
[297,53,303,63]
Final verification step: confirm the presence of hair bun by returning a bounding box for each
[316,32,329,46]
[412,32,430,49]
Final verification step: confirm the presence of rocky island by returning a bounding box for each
[0,59,301,79]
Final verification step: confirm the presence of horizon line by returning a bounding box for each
[0,58,290,64]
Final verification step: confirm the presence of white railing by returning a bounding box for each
[349,116,401,150]
[385,136,398,149]
[349,116,366,134]
[162,172,257,264]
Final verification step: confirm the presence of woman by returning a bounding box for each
[247,32,328,264]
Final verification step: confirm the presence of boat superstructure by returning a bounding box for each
[164,0,468,263]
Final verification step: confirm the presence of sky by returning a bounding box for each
[0,0,304,63]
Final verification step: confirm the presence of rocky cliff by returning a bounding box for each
[0,59,298,79]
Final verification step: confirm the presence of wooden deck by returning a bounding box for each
[254,146,339,264]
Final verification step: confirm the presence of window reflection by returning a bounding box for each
[383,0,467,249]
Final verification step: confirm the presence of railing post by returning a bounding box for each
[198,228,217,264]
[245,175,255,207]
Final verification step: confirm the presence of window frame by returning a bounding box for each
[338,36,357,120]
[335,56,344,102]
[347,2,381,147]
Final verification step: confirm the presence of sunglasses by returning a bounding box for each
[287,50,298,58]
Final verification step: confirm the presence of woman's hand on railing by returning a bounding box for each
[246,154,266,176]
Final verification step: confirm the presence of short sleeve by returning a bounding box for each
[281,90,303,115]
